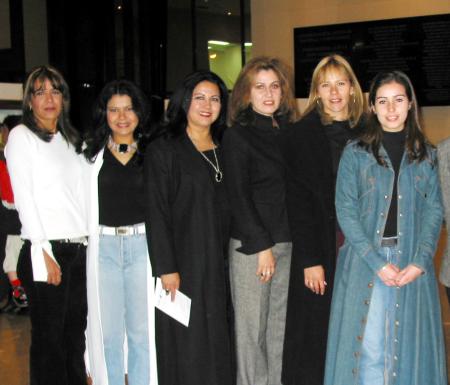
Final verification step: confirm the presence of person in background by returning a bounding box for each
[0,115,26,311]
[223,56,299,385]
[82,79,158,385]
[324,71,446,385]
[144,70,233,385]
[281,54,365,385]
[5,65,89,385]
[437,137,450,303]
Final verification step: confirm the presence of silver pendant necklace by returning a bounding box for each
[199,148,223,183]
[108,135,137,154]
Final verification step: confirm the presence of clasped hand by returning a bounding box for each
[377,263,423,287]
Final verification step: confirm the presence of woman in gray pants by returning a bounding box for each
[222,56,299,385]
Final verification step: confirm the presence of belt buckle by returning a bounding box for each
[116,227,128,235]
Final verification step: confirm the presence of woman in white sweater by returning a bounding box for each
[5,65,88,385]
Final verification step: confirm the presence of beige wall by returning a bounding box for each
[250,0,450,144]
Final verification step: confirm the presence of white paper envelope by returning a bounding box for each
[154,278,191,327]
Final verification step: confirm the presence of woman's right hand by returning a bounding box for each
[377,263,400,286]
[304,265,327,295]
[44,249,62,286]
[161,272,181,301]
[256,248,276,283]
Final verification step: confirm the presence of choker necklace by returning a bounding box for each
[199,147,223,183]
[108,136,137,154]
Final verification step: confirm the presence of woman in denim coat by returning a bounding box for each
[324,71,446,385]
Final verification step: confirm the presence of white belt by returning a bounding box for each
[53,236,88,244]
[99,223,146,236]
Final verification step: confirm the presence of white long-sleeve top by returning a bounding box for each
[5,124,88,281]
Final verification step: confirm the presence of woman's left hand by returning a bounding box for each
[304,265,327,295]
[256,248,276,283]
[43,249,62,286]
[395,264,423,287]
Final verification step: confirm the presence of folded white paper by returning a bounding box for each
[155,278,191,327]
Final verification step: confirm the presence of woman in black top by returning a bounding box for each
[281,54,365,385]
[82,80,157,385]
[144,70,233,385]
[222,56,299,385]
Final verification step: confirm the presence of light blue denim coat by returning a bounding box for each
[324,141,446,385]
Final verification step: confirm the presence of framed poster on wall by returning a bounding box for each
[294,13,450,106]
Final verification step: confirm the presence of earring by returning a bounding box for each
[316,97,320,106]
[353,94,356,104]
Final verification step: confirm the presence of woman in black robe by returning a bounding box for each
[144,70,234,385]
[281,54,366,385]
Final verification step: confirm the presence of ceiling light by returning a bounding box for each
[208,40,230,46]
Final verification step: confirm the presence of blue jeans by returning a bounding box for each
[359,244,398,385]
[98,233,150,385]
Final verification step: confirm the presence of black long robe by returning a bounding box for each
[144,134,233,385]
[280,110,353,385]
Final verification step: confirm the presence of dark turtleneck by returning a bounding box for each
[222,108,291,255]
[323,120,353,179]
[382,129,406,237]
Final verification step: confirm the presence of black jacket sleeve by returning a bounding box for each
[222,128,274,255]
[144,140,178,276]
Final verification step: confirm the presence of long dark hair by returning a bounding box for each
[358,71,429,165]
[82,79,151,164]
[22,65,78,144]
[162,70,228,144]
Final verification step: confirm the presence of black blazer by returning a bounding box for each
[222,110,291,255]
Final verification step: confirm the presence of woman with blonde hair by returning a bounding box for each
[281,54,365,385]
[223,56,299,385]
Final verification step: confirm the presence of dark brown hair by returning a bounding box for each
[358,71,429,165]
[22,65,78,144]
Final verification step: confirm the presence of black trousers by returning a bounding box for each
[18,241,88,385]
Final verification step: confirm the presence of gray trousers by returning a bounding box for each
[229,239,292,385]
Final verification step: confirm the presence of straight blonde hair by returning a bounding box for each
[303,54,365,128]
